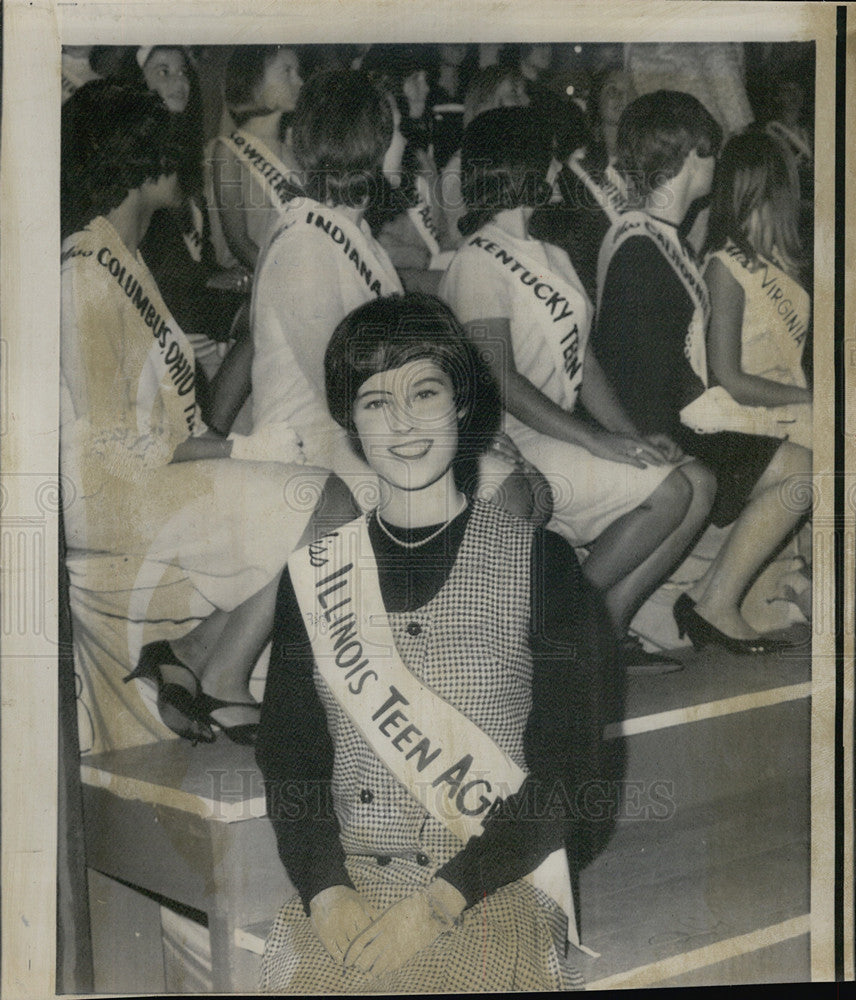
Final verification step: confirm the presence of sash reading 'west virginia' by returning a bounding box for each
[221,129,301,215]
[597,211,711,386]
[288,516,581,947]
[467,224,593,412]
[268,199,403,299]
[62,216,200,434]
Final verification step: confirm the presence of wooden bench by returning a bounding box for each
[80,738,290,993]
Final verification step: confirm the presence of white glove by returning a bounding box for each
[228,423,304,464]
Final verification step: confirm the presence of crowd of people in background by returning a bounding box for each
[59,39,814,991]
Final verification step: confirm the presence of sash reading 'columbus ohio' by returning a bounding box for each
[466,224,593,412]
[62,215,201,434]
[221,129,301,215]
[288,516,582,948]
[597,210,711,387]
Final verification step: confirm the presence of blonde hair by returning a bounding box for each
[705,128,802,277]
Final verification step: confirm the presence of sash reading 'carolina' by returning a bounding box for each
[267,199,403,299]
[466,224,593,412]
[566,158,628,225]
[407,173,444,262]
[221,130,301,214]
[288,515,580,946]
[61,216,200,434]
[597,211,711,386]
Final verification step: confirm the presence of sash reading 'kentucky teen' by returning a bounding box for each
[288,516,582,948]
[466,224,593,412]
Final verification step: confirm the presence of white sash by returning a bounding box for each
[408,174,443,258]
[598,211,711,386]
[65,216,202,436]
[288,516,582,948]
[221,129,300,215]
[712,243,811,362]
[679,244,812,449]
[268,199,403,299]
[567,158,628,225]
[467,224,592,412]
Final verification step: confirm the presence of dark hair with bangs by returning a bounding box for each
[458,106,554,237]
[224,45,299,127]
[111,46,205,197]
[61,80,184,238]
[292,69,393,209]
[704,127,803,278]
[325,293,501,490]
[615,90,723,203]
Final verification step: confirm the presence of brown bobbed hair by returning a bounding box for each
[615,89,723,202]
[292,69,393,209]
[324,293,501,489]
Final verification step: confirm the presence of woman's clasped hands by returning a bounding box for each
[310,879,466,977]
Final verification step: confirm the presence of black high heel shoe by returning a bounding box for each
[672,596,790,656]
[125,641,215,745]
[198,694,260,747]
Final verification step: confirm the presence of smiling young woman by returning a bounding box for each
[255,292,616,993]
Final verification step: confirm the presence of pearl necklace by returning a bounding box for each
[374,496,468,550]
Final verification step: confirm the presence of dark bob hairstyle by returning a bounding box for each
[325,293,501,486]
[292,68,393,209]
[459,105,554,236]
[615,89,723,202]
[61,79,184,238]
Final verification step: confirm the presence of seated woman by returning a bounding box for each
[252,69,545,522]
[256,292,613,993]
[112,46,252,405]
[207,44,304,273]
[594,91,811,652]
[439,64,530,245]
[677,128,812,646]
[60,81,354,752]
[529,64,634,305]
[361,46,458,294]
[440,106,715,670]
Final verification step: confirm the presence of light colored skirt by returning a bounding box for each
[260,855,585,994]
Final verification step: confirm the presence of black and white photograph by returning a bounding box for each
[0,0,851,995]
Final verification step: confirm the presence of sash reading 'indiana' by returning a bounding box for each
[61,216,200,434]
[597,210,711,386]
[467,224,593,412]
[288,516,580,947]
[221,129,301,214]
[268,199,403,299]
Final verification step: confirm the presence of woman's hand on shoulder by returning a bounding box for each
[309,885,374,963]
[342,879,466,977]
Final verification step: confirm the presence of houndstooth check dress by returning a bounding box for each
[259,500,585,993]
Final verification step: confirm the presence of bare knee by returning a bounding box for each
[680,459,717,513]
[650,467,693,525]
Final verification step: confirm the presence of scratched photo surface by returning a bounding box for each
[0,2,846,997]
